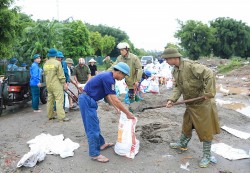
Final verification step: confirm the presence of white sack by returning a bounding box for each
[114,112,139,159]
[211,143,250,160]
[115,79,127,95]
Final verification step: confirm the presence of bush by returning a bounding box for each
[218,57,243,73]
[97,64,106,71]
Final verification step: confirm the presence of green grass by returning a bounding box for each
[218,57,243,73]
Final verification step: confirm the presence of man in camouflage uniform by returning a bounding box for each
[73,58,91,85]
[109,42,142,102]
[43,48,69,122]
[103,56,113,70]
[164,48,220,168]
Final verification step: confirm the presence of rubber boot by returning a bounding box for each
[170,133,191,151]
[199,141,212,168]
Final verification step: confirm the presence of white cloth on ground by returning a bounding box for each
[17,133,80,167]
[221,125,250,139]
[211,143,250,160]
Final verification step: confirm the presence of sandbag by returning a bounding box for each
[148,80,160,94]
[115,79,127,95]
[114,112,139,159]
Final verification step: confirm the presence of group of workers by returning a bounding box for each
[7,57,28,71]
[9,41,220,168]
[76,42,220,167]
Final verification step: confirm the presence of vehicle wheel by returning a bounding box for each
[40,87,47,104]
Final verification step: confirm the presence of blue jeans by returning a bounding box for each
[78,94,105,157]
[31,86,40,110]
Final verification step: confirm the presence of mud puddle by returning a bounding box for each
[139,122,170,143]
[216,86,250,117]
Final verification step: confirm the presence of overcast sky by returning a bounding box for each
[14,0,250,51]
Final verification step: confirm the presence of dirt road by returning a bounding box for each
[1,69,250,173]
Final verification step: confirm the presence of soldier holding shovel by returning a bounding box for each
[163,48,220,168]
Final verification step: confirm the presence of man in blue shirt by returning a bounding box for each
[79,62,135,163]
[7,58,19,71]
[18,63,28,71]
[30,54,42,112]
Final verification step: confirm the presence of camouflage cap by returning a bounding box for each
[65,58,74,64]
[162,48,182,59]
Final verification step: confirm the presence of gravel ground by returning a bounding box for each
[0,66,250,173]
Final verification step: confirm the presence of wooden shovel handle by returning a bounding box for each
[141,96,205,111]
[173,96,205,105]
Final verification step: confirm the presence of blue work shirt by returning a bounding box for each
[7,64,18,71]
[30,62,41,86]
[84,72,116,101]
[62,61,70,83]
[17,67,27,71]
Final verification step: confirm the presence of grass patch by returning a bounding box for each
[218,57,243,73]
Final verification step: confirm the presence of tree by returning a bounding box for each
[164,43,185,56]
[100,35,116,57]
[0,0,19,58]
[175,20,215,60]
[86,24,130,57]
[16,20,66,61]
[89,31,102,55]
[210,17,250,59]
[63,20,93,58]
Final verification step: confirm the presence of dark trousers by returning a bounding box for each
[31,86,40,110]
[79,94,105,157]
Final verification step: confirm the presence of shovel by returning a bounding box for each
[132,96,205,112]
[64,89,79,105]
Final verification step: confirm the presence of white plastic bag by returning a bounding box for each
[115,79,127,95]
[114,112,139,159]
[17,134,80,168]
[64,92,69,108]
[17,148,46,168]
[140,79,150,93]
[149,80,160,94]
[166,79,173,89]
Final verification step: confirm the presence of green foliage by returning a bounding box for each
[0,0,14,8]
[96,63,106,71]
[86,24,129,57]
[15,20,66,61]
[165,43,178,49]
[134,48,147,57]
[175,20,215,60]
[89,31,102,55]
[210,17,250,59]
[86,24,129,42]
[89,32,116,57]
[165,43,185,57]
[100,35,116,57]
[218,57,243,73]
[0,0,19,58]
[63,20,93,58]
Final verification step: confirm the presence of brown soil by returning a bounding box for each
[0,64,250,173]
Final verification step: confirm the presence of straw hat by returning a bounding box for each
[89,58,96,63]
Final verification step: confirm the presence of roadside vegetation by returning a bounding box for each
[218,57,250,73]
